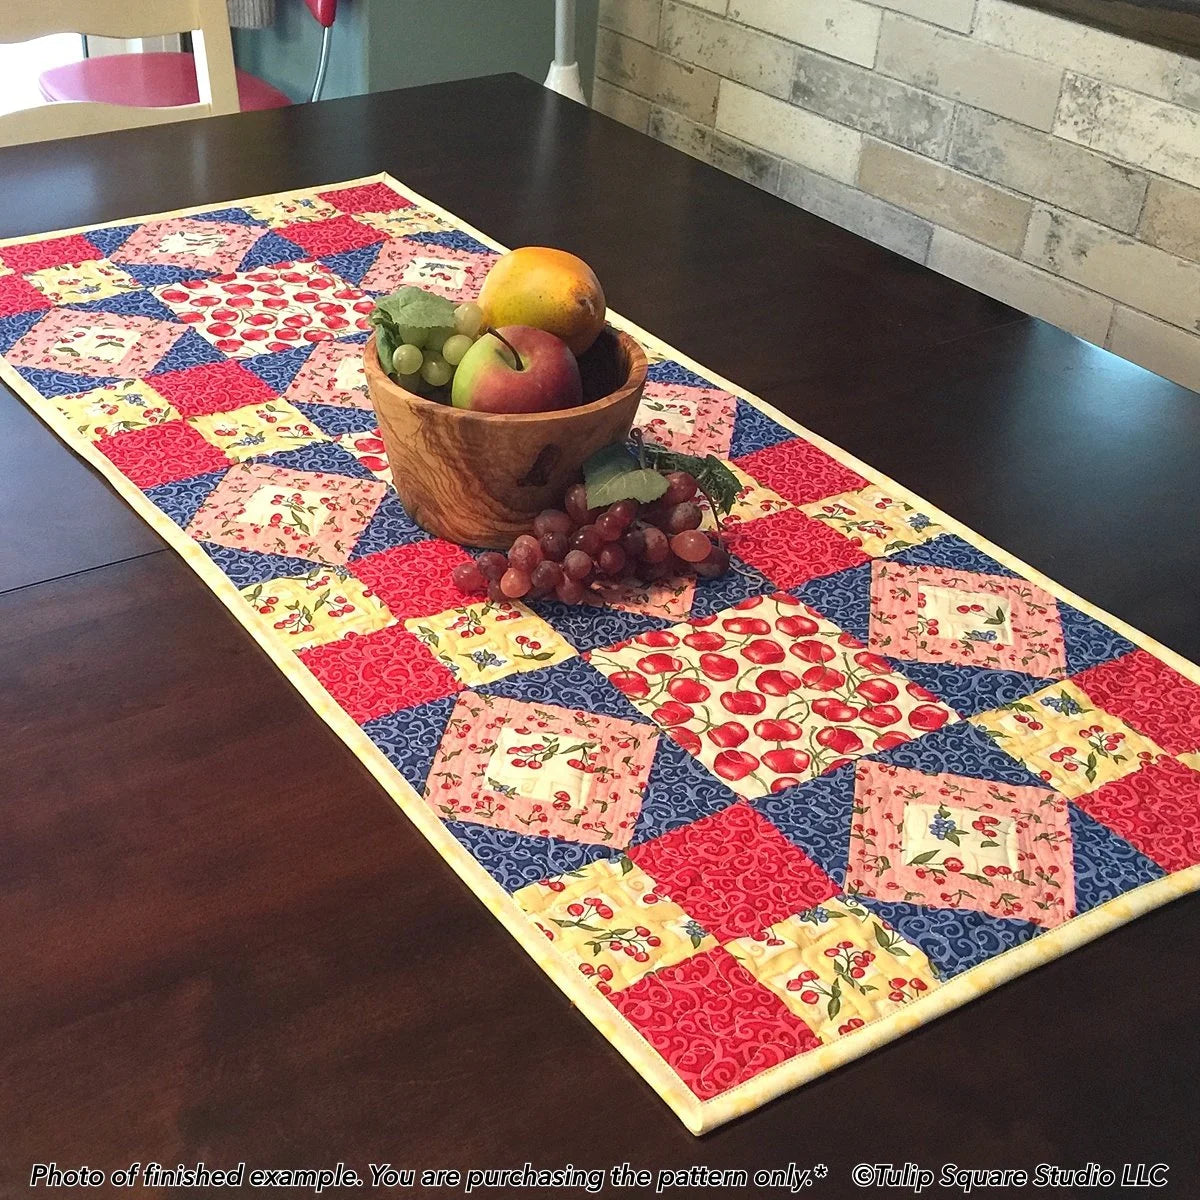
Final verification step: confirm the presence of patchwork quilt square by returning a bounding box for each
[274,214,386,258]
[0,273,52,318]
[630,802,838,942]
[869,559,1069,678]
[591,594,956,797]
[97,420,232,488]
[56,379,178,441]
[800,484,945,556]
[241,193,340,227]
[186,461,387,563]
[516,856,716,993]
[426,691,657,846]
[241,566,394,650]
[404,598,576,686]
[281,338,372,409]
[318,181,415,214]
[111,217,261,274]
[5,307,183,376]
[733,435,868,506]
[848,759,1075,926]
[150,359,279,418]
[0,232,103,274]
[726,507,871,588]
[725,894,939,1042]
[190,399,328,461]
[26,259,142,305]
[350,539,473,620]
[635,378,737,456]
[699,462,793,530]
[358,236,493,301]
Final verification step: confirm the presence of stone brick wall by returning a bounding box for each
[592,0,1200,392]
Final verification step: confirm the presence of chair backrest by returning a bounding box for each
[0,0,238,148]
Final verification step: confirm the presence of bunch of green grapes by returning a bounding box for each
[390,302,485,393]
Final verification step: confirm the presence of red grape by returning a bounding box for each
[597,544,627,577]
[671,529,713,563]
[563,549,593,580]
[532,508,572,537]
[556,576,586,604]
[694,542,731,579]
[621,526,647,561]
[487,577,506,602]
[500,566,531,598]
[477,551,508,581]
[606,499,639,529]
[664,501,702,533]
[663,470,698,506]
[530,560,564,596]
[451,560,485,593]
[508,534,543,572]
[539,530,569,562]
[571,524,603,556]
[564,483,599,527]
[641,525,670,564]
[595,512,625,542]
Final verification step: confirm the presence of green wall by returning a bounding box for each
[233,0,597,103]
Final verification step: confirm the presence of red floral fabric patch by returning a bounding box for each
[318,182,415,214]
[351,539,473,621]
[733,436,868,506]
[97,420,232,488]
[608,945,821,1100]
[275,215,385,257]
[1074,650,1200,757]
[631,802,837,942]
[0,233,102,274]
[150,359,279,418]
[1072,756,1200,873]
[728,507,870,589]
[0,274,52,318]
[298,624,460,722]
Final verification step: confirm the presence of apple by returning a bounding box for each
[450,325,582,413]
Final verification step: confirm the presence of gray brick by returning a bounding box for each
[659,1,794,100]
[599,0,662,45]
[592,79,652,132]
[1024,205,1200,333]
[878,0,976,32]
[727,0,882,68]
[777,161,934,261]
[949,107,1147,233]
[791,46,955,157]
[858,140,1032,253]
[1108,306,1200,393]
[877,13,1064,131]
[649,106,783,191]
[1139,178,1200,264]
[595,27,720,124]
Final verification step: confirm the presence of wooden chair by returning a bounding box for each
[0,0,240,148]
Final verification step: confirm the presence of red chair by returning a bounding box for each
[39,0,337,113]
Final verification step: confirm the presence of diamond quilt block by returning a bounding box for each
[635,378,737,456]
[241,565,394,650]
[25,259,142,306]
[351,538,473,620]
[848,760,1075,927]
[733,435,868,506]
[97,420,232,488]
[591,594,957,797]
[186,460,387,564]
[153,262,374,357]
[281,338,372,409]
[356,207,455,241]
[112,217,262,274]
[149,359,278,419]
[630,802,838,942]
[869,559,1069,678]
[608,946,822,1101]
[405,598,576,687]
[189,398,329,461]
[800,484,945,556]
[726,508,870,589]
[726,894,939,1043]
[516,856,716,993]
[0,232,102,274]
[0,273,52,318]
[358,236,494,301]
[586,572,697,623]
[56,379,179,441]
[5,307,183,376]
[971,680,1164,798]
[318,181,414,214]
[274,214,386,258]
[426,692,657,846]
[241,193,340,227]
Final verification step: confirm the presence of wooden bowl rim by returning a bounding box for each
[363,327,647,426]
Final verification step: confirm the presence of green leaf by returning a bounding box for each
[620,855,634,875]
[907,850,940,865]
[582,444,669,508]
[371,285,457,340]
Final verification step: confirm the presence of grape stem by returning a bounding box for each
[485,326,524,371]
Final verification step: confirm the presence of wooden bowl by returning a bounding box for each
[363,326,647,548]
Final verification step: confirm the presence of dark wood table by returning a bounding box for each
[2,74,1197,1198]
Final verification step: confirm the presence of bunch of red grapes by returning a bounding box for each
[451,471,730,605]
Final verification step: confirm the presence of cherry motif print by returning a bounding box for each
[593,593,957,798]
[633,380,738,458]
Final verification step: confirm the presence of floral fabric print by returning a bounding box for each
[405,599,575,686]
[848,760,1076,927]
[186,461,386,563]
[282,339,373,409]
[114,217,261,273]
[591,594,957,797]
[800,484,944,556]
[241,193,341,226]
[726,894,939,1042]
[57,379,178,440]
[25,259,143,305]
[242,566,394,650]
[6,308,183,376]
[636,380,737,457]
[699,462,793,531]
[971,681,1164,798]
[358,237,493,301]
[190,399,328,461]
[870,560,1069,677]
[427,691,657,846]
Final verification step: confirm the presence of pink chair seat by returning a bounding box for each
[39,52,292,111]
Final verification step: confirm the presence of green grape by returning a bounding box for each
[454,302,485,338]
[424,327,450,353]
[391,343,424,376]
[442,333,474,366]
[421,352,453,388]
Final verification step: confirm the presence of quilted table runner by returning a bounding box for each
[3,173,1198,1134]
